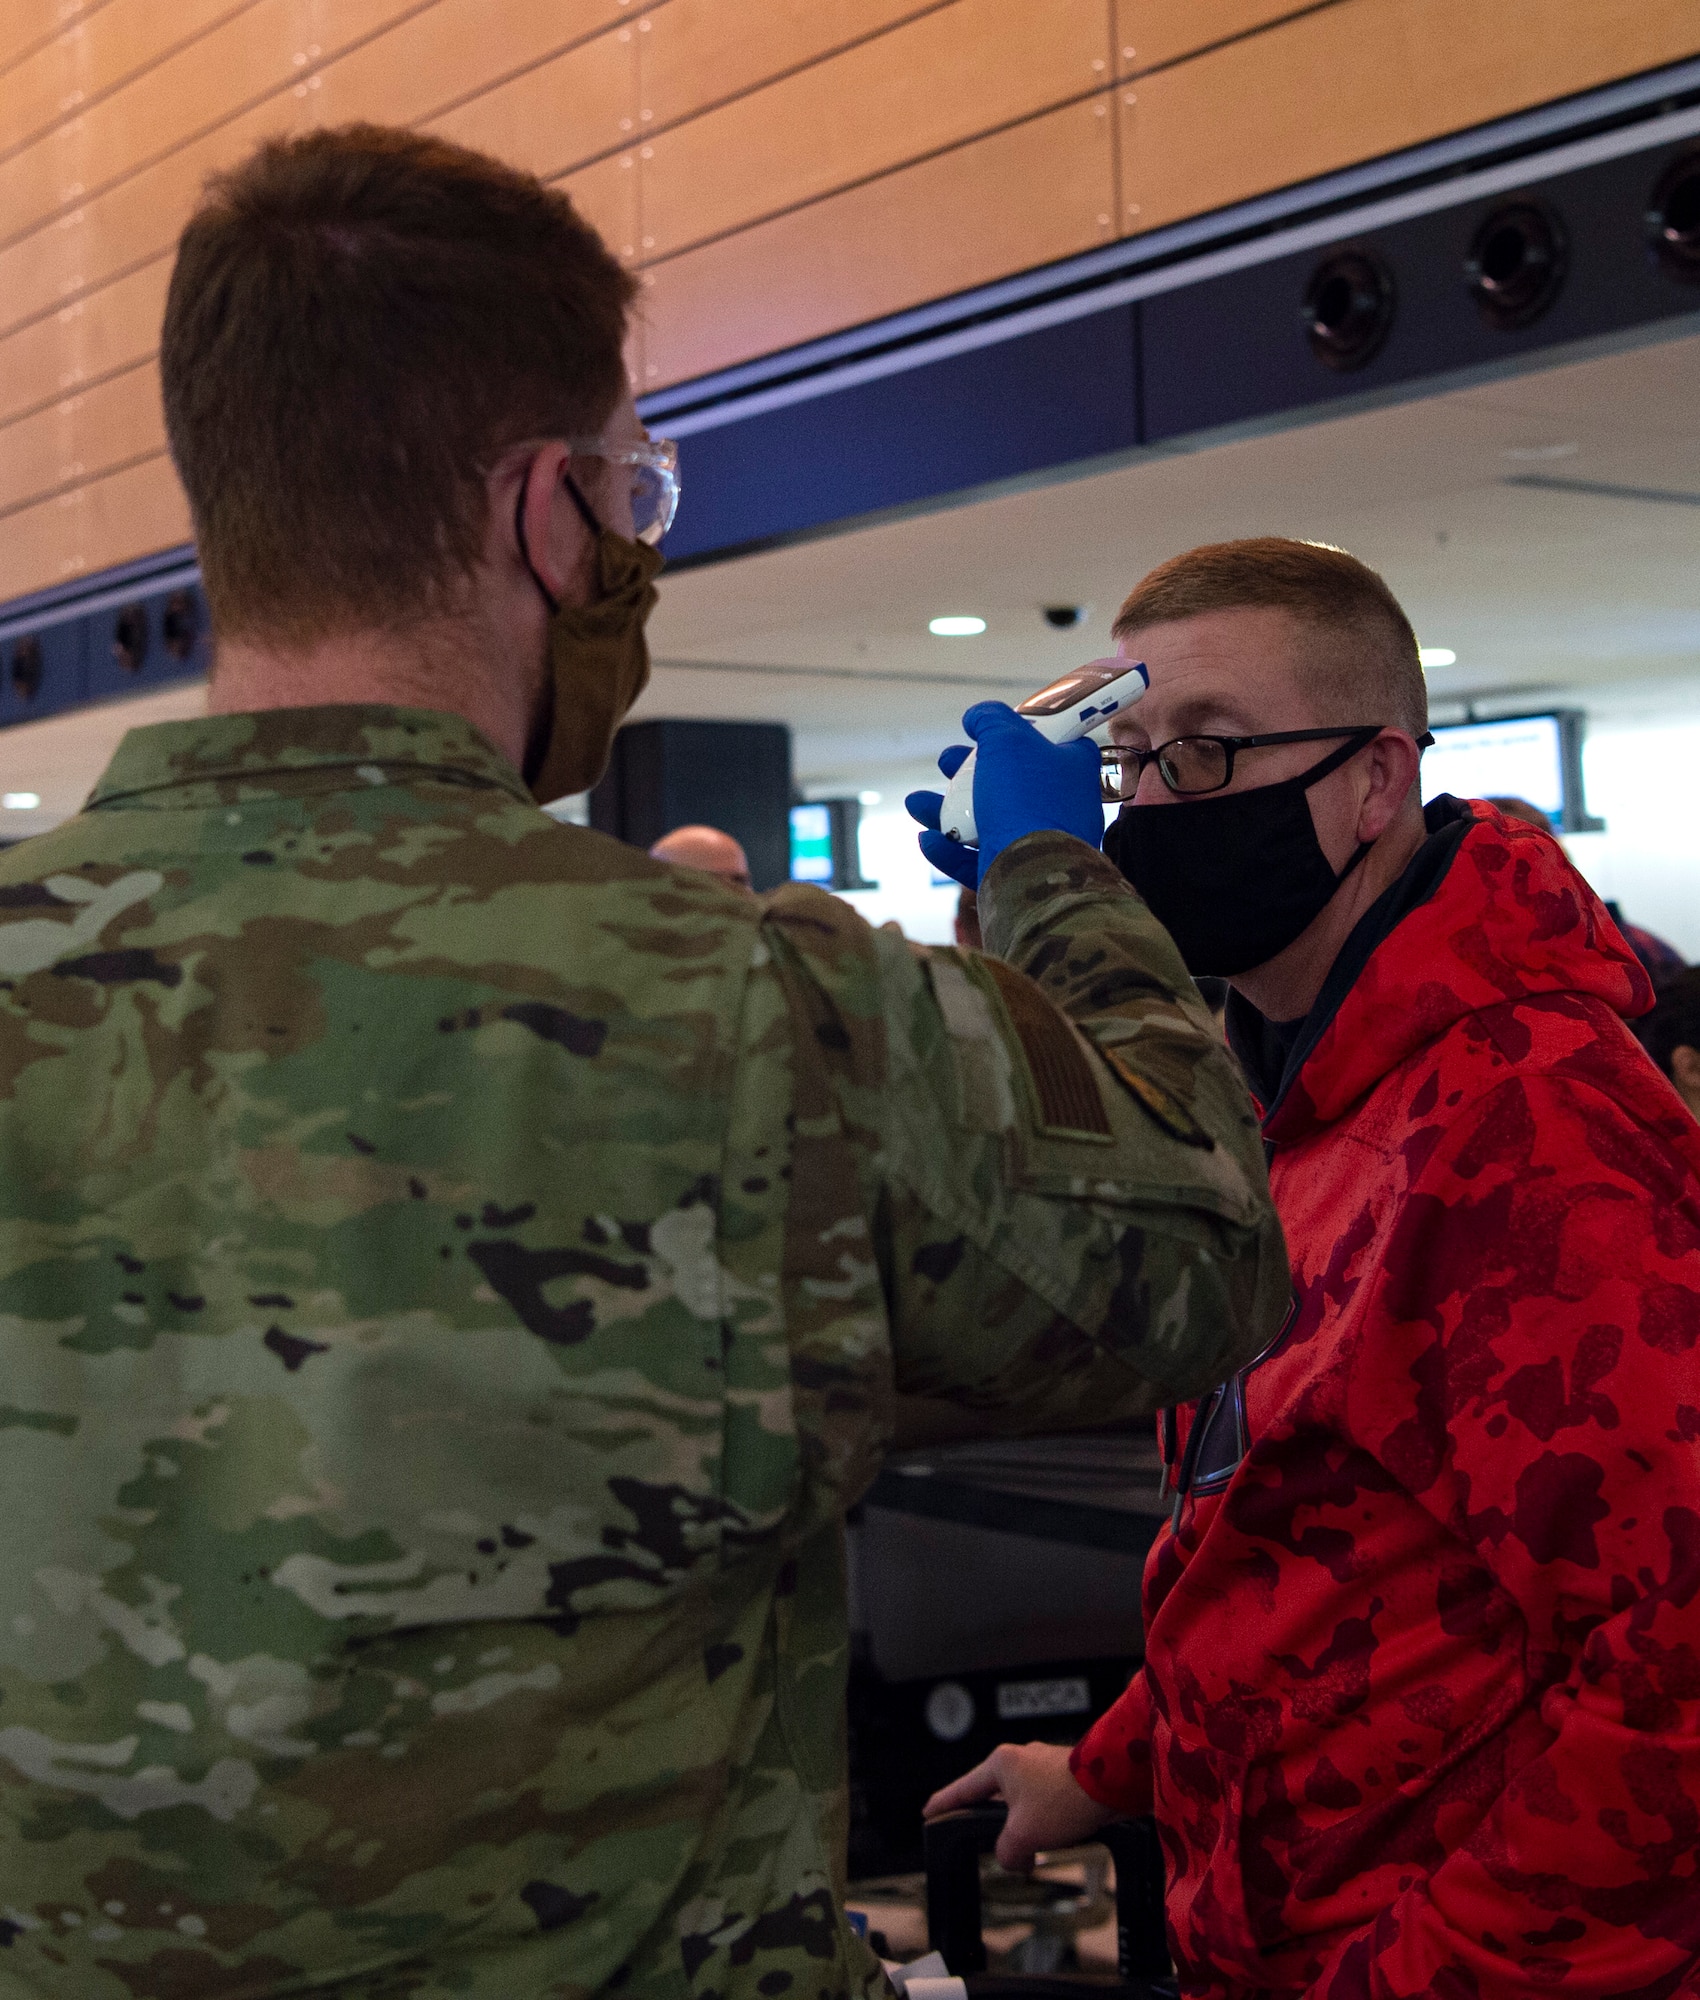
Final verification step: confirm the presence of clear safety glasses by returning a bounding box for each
[568,436,680,546]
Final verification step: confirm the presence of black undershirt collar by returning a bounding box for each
[1225,795,1476,1127]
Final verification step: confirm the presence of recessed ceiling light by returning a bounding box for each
[2,792,40,810]
[1418,647,1456,669]
[929,615,986,637]
[859,790,881,806]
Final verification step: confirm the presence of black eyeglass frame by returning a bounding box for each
[1101,724,1431,800]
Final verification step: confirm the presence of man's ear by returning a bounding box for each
[1357,730,1424,843]
[515,442,577,605]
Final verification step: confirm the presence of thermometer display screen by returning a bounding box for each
[1017,659,1133,716]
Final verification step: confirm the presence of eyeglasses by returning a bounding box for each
[567,435,680,545]
[1100,726,1388,802]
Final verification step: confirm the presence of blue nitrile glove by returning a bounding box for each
[905,702,1105,890]
[906,743,978,888]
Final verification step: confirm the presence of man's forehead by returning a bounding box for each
[1158,688,1265,734]
[1120,603,1308,663]
[1119,607,1320,722]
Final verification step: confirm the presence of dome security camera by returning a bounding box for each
[1042,604,1090,630]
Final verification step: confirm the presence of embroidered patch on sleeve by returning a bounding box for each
[977,957,1114,1141]
[926,952,1019,1134]
[1092,1037,1216,1151]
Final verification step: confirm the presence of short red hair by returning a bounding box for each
[1113,537,1427,736]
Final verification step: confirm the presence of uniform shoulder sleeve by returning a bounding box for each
[759,835,1288,1437]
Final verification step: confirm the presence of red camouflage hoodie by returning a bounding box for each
[1072,799,1700,1999]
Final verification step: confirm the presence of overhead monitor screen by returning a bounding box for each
[789,803,834,883]
[1422,713,1565,821]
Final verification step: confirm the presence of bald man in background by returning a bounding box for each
[649,822,753,890]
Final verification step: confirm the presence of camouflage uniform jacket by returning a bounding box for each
[0,706,1287,2000]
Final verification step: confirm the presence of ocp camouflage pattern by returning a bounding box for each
[0,706,1287,1998]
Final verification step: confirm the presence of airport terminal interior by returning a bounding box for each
[2,1,1699,1991]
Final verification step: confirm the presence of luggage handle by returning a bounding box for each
[922,1803,1171,1983]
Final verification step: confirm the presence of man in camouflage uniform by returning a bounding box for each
[0,127,1287,1998]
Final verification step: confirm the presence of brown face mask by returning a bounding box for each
[519,474,665,806]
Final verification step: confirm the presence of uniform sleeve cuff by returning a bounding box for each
[976,830,1132,961]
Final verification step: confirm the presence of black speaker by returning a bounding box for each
[590,718,794,892]
[8,634,44,703]
[1300,248,1397,370]
[1464,200,1567,328]
[1647,144,1700,283]
[112,602,149,674]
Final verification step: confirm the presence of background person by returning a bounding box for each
[1485,793,1555,828]
[0,129,1288,1999]
[1489,793,1686,986]
[927,537,1700,1999]
[648,820,754,890]
[1639,964,1700,1122]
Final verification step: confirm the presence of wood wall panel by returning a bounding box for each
[642,0,1110,259]
[0,0,641,350]
[1123,0,1700,234]
[554,156,650,380]
[2,0,1697,604]
[642,93,1116,386]
[0,0,246,175]
[0,358,163,520]
[0,2,98,79]
[425,24,637,185]
[639,0,953,131]
[332,0,642,154]
[0,254,170,429]
[0,450,187,603]
[0,0,424,256]
[561,150,642,264]
[0,97,301,350]
[1113,1,1313,78]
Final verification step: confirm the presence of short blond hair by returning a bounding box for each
[1112,537,1427,736]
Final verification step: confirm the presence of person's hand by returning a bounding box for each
[906,703,1104,890]
[922,1740,1114,1872]
[906,744,978,888]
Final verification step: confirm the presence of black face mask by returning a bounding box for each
[1102,732,1384,977]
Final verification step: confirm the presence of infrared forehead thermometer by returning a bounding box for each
[940,657,1150,845]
